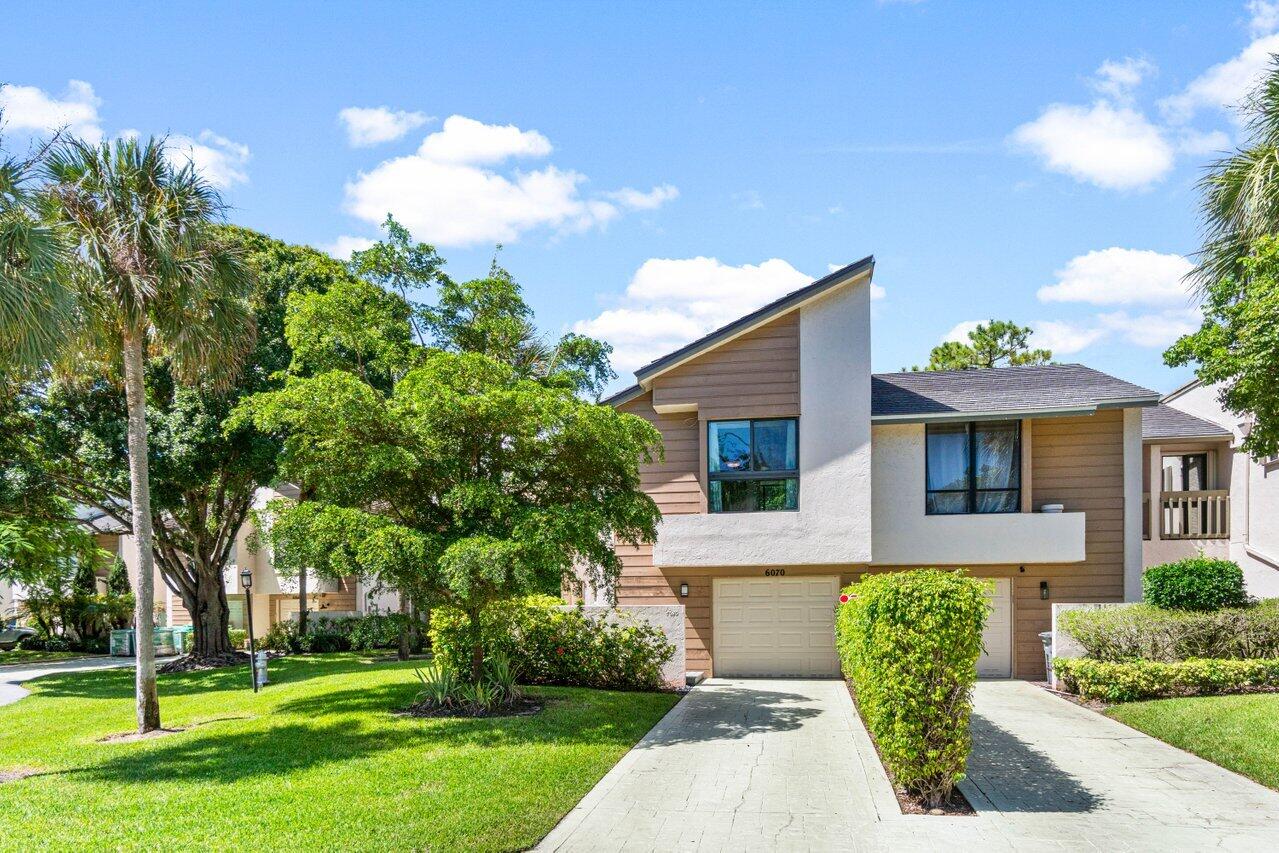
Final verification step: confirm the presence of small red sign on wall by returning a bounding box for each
[838,594,850,604]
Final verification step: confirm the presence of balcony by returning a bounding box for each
[1145,490,1230,540]
[870,509,1087,566]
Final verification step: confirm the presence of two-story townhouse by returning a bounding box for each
[595,258,1159,680]
[1142,379,1279,599]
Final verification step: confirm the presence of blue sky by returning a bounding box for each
[3,1,1273,393]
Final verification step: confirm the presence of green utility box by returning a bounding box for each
[110,629,135,657]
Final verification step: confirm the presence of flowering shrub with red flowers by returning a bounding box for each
[430,595,674,691]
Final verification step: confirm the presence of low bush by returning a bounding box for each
[253,613,425,655]
[229,629,248,650]
[430,596,675,691]
[1143,557,1248,611]
[836,569,987,809]
[1054,656,1279,702]
[1059,600,1279,662]
[17,635,73,653]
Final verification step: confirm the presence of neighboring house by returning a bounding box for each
[1142,379,1279,599]
[83,485,393,637]
[586,258,1159,680]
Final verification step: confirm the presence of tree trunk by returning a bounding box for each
[180,559,234,658]
[397,593,411,661]
[468,607,484,685]
[121,329,161,733]
[297,568,308,637]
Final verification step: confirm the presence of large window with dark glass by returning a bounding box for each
[708,419,798,512]
[925,421,1021,514]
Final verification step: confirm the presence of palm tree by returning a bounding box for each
[42,137,253,733]
[0,143,71,374]
[1194,58,1279,288]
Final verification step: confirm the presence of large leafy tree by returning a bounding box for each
[41,137,253,732]
[913,320,1052,371]
[31,226,354,660]
[1166,235,1279,460]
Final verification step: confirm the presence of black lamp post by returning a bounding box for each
[240,567,258,693]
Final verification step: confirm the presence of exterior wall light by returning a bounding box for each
[1040,580,1050,600]
[679,582,689,598]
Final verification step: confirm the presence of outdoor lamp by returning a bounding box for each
[240,567,253,591]
[679,582,689,597]
[1040,580,1050,600]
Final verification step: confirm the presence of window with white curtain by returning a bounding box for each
[925,420,1021,514]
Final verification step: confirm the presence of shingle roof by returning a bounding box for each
[1142,404,1232,441]
[870,364,1159,421]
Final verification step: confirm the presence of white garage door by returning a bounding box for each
[712,576,841,677]
[977,578,1012,678]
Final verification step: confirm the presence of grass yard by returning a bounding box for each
[1107,693,1279,791]
[0,653,679,851]
[0,649,94,666]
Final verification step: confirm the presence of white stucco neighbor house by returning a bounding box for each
[586,257,1163,681]
[1142,379,1279,599]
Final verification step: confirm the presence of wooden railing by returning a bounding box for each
[1159,490,1229,540]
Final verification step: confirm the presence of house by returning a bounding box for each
[590,258,1160,680]
[84,485,394,638]
[1142,379,1279,599]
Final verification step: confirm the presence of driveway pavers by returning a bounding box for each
[537,678,1279,852]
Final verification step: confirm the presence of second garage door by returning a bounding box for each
[712,576,841,677]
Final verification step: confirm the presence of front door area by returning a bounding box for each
[712,575,841,677]
[977,578,1012,678]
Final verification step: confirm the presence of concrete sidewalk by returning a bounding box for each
[0,656,174,706]
[538,678,1279,851]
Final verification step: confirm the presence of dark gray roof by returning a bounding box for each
[870,364,1159,421]
[1142,404,1232,441]
[632,255,875,382]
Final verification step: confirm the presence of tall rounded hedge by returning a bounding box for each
[836,569,988,808]
[1143,557,1247,611]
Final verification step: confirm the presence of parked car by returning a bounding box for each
[0,625,36,651]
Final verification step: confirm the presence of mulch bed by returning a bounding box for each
[843,680,975,816]
[1033,681,1110,712]
[405,696,545,719]
[157,652,251,674]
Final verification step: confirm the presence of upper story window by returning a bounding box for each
[708,418,798,512]
[925,420,1021,515]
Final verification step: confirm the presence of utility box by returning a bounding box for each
[110,629,135,657]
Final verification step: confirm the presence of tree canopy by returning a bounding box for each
[913,320,1052,371]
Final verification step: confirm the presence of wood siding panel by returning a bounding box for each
[650,313,800,421]
[618,394,703,515]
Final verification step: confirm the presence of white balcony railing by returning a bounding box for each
[1159,490,1229,540]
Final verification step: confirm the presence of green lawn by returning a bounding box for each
[1107,693,1279,790]
[0,653,679,851]
[0,649,95,666]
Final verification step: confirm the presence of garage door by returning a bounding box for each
[712,576,841,677]
[977,578,1012,678]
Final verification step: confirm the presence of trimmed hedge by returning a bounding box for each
[1054,656,1279,702]
[1143,557,1248,611]
[430,596,675,691]
[836,570,987,808]
[1058,600,1279,662]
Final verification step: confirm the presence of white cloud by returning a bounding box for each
[604,184,679,210]
[338,106,431,147]
[1250,1,1279,37]
[575,257,815,373]
[0,79,102,143]
[1159,32,1279,124]
[1176,128,1231,155]
[1029,320,1107,354]
[1010,101,1174,190]
[166,130,250,188]
[1037,247,1194,305]
[941,320,982,344]
[1091,57,1156,101]
[416,115,552,164]
[320,235,376,260]
[343,115,675,247]
[1098,308,1202,347]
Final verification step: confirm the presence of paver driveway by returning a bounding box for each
[537,678,1279,851]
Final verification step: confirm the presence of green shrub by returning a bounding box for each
[1143,557,1248,611]
[430,596,675,691]
[1054,656,1279,702]
[229,629,248,650]
[1059,601,1279,662]
[836,570,987,809]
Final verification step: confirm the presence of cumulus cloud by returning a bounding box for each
[321,235,376,260]
[1010,101,1174,190]
[1037,247,1194,305]
[1159,32,1279,124]
[1029,320,1108,354]
[343,115,675,247]
[941,320,982,344]
[575,257,818,374]
[1091,57,1156,101]
[338,106,432,147]
[166,131,251,188]
[1250,0,1279,36]
[1098,309,1202,347]
[0,79,103,143]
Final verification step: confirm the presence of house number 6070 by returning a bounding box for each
[764,568,786,577]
